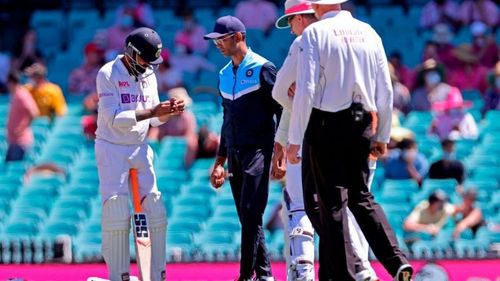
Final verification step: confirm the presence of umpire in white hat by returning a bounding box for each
[286,0,414,280]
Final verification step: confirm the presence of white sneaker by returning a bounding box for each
[394,264,413,281]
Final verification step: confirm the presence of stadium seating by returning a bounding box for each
[1,3,499,265]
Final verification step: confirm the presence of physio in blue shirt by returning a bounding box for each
[205,16,281,281]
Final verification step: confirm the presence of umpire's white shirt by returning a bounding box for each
[289,10,393,145]
[96,55,163,145]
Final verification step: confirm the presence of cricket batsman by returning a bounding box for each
[95,27,185,281]
[271,1,378,280]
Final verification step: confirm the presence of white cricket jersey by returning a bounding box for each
[96,55,163,145]
[272,36,302,111]
[272,36,302,147]
[289,10,393,145]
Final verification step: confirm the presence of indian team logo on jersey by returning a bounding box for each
[246,69,253,77]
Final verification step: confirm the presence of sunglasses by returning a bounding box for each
[213,33,236,45]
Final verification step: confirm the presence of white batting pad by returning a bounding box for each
[102,195,131,281]
[288,211,315,281]
[142,192,167,281]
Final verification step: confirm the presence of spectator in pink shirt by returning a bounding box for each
[448,44,489,94]
[5,71,39,162]
[115,0,155,28]
[419,0,461,31]
[430,24,457,69]
[411,59,451,111]
[174,10,209,55]
[470,21,498,69]
[389,51,414,90]
[170,38,216,75]
[150,87,198,168]
[459,0,498,29]
[97,9,135,61]
[68,42,104,96]
[156,50,184,94]
[235,0,278,34]
[430,88,478,140]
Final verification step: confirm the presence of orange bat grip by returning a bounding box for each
[129,168,143,212]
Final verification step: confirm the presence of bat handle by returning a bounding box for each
[129,168,142,212]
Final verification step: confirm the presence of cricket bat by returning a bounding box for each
[129,168,151,281]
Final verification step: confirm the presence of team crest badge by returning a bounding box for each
[246,69,253,77]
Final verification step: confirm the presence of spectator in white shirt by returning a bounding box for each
[174,10,209,55]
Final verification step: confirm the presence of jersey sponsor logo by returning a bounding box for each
[98,92,113,98]
[121,93,148,103]
[118,81,130,87]
[240,79,258,85]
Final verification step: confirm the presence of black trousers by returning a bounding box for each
[302,108,408,281]
[228,146,273,279]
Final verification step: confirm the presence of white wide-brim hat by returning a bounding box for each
[307,0,348,4]
[275,0,315,29]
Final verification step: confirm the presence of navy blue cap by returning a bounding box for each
[126,27,163,64]
[203,15,246,40]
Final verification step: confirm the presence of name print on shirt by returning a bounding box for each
[121,93,148,104]
[333,28,366,44]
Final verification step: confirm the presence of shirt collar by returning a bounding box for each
[115,55,131,76]
[231,47,254,68]
[321,10,351,20]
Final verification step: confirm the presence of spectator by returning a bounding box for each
[389,51,413,90]
[419,0,461,31]
[430,87,478,140]
[24,63,67,119]
[411,59,452,111]
[452,188,486,239]
[196,125,220,159]
[170,40,216,75]
[11,29,44,72]
[389,62,411,115]
[483,61,500,113]
[174,10,209,55]
[429,139,466,185]
[82,92,98,140]
[5,71,39,162]
[115,0,154,28]
[23,162,66,185]
[470,21,498,68]
[459,0,498,29]
[153,87,198,168]
[430,24,456,69]
[68,42,105,95]
[448,44,489,94]
[0,51,10,93]
[384,138,429,185]
[235,0,278,34]
[97,11,135,61]
[156,50,183,94]
[403,190,455,237]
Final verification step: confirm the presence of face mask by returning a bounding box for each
[184,20,195,30]
[402,149,417,161]
[443,151,456,160]
[474,37,486,47]
[175,45,187,55]
[496,77,500,89]
[120,15,134,28]
[447,108,463,116]
[425,71,441,86]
